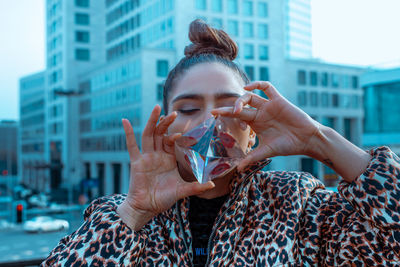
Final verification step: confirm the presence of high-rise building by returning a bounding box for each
[361,67,400,154]
[45,0,106,192]
[0,120,18,177]
[19,0,366,200]
[284,0,312,59]
[19,72,47,190]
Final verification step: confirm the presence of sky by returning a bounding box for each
[0,0,400,121]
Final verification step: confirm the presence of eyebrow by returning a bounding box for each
[171,92,241,104]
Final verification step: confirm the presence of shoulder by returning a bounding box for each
[253,170,326,205]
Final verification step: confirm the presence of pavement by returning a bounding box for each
[0,209,85,265]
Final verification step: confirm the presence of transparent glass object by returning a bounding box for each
[175,116,249,184]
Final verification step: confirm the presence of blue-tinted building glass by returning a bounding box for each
[212,0,222,12]
[227,0,238,14]
[258,2,268,17]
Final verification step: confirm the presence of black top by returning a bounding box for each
[188,194,228,267]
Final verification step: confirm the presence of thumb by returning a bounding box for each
[238,145,274,172]
[177,181,215,199]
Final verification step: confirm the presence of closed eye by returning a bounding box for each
[178,108,200,115]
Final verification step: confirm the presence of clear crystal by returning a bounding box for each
[175,116,247,183]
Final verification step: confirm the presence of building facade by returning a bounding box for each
[280,59,365,186]
[0,120,18,177]
[18,0,367,200]
[361,67,400,154]
[18,72,47,191]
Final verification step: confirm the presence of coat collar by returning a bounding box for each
[162,158,272,222]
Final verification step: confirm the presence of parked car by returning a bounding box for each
[23,216,69,233]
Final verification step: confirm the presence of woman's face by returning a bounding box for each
[167,62,254,181]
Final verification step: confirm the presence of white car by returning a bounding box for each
[23,216,69,233]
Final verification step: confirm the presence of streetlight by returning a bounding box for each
[52,88,83,205]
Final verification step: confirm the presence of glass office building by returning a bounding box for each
[362,67,400,154]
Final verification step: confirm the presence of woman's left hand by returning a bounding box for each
[212,81,322,171]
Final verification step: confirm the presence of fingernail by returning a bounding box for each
[239,121,247,130]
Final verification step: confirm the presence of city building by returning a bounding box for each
[281,59,365,186]
[285,0,312,59]
[43,0,106,198]
[361,67,400,155]
[0,120,18,177]
[19,72,47,191]
[18,0,367,200]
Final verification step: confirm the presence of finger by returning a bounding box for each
[142,105,162,152]
[164,133,182,154]
[122,119,141,161]
[233,92,267,114]
[237,145,274,171]
[244,81,281,99]
[211,106,257,122]
[154,112,177,151]
[177,181,215,199]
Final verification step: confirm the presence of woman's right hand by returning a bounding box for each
[117,105,215,231]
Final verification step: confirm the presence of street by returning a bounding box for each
[0,210,84,265]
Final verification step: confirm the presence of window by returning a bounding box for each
[212,0,222,12]
[332,93,339,107]
[243,22,253,38]
[195,0,207,10]
[157,60,168,77]
[227,20,238,36]
[75,13,89,25]
[344,118,353,142]
[351,76,358,89]
[157,84,163,101]
[331,73,339,88]
[301,158,317,178]
[298,91,307,106]
[243,44,254,59]
[243,0,253,16]
[75,0,89,7]
[322,117,335,128]
[321,72,328,87]
[227,0,238,14]
[244,66,254,81]
[310,92,318,107]
[259,67,269,81]
[310,71,317,86]
[257,23,268,39]
[258,1,268,17]
[75,48,90,61]
[75,31,90,43]
[321,93,329,107]
[297,70,306,85]
[259,45,269,60]
[351,95,359,108]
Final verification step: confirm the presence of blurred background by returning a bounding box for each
[0,0,400,265]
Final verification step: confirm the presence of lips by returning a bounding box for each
[219,132,235,148]
[210,163,231,176]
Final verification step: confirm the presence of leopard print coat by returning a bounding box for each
[42,147,400,266]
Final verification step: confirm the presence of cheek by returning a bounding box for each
[225,119,250,151]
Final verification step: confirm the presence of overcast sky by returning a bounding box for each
[1,0,400,121]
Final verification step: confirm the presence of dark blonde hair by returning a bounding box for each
[163,19,250,113]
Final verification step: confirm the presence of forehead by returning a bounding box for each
[171,62,245,101]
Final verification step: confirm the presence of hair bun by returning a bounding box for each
[184,19,238,61]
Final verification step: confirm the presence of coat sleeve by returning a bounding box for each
[299,146,400,266]
[41,194,148,266]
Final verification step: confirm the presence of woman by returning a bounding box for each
[42,20,400,266]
